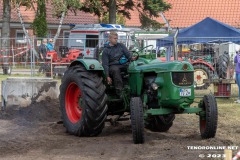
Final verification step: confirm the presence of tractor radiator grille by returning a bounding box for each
[172,72,194,86]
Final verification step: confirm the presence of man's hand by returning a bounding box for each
[107,77,112,85]
[131,56,137,61]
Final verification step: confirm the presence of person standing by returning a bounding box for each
[47,39,54,51]
[38,39,48,73]
[39,38,48,60]
[234,49,240,103]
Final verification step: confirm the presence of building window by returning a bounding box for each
[16,30,27,44]
[63,31,70,46]
[86,35,98,48]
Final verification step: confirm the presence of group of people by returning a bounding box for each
[38,38,54,60]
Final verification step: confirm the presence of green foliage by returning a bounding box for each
[81,0,103,17]
[83,0,171,30]
[142,0,171,17]
[138,0,172,30]
[51,0,82,17]
[139,13,164,31]
[100,13,126,25]
[31,0,47,37]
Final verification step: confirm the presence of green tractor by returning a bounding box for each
[59,29,218,144]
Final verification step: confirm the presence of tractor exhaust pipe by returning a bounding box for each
[173,28,179,60]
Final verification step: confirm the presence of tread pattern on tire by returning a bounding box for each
[130,97,145,144]
[216,53,229,79]
[59,65,108,137]
[200,94,218,139]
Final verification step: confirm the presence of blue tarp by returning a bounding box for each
[157,17,240,47]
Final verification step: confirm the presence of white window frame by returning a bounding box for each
[63,31,70,46]
[16,30,27,44]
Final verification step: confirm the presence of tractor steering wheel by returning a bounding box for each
[138,45,154,52]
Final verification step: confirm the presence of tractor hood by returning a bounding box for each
[128,59,194,73]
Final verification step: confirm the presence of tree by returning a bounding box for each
[32,0,48,37]
[1,0,11,49]
[1,0,11,74]
[100,13,126,25]
[81,0,172,30]
[12,0,82,55]
[50,0,82,45]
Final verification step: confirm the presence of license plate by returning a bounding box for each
[180,88,191,96]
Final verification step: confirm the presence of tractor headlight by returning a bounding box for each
[182,64,188,71]
[151,83,159,90]
[89,64,95,69]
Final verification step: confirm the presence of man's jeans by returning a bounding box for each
[109,64,128,94]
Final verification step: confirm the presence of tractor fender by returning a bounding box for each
[191,61,214,71]
[69,59,104,71]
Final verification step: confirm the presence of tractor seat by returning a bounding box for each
[59,46,69,58]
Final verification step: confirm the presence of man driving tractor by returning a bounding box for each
[102,31,136,97]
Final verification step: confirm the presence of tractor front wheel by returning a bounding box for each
[130,97,144,144]
[199,94,218,139]
[59,65,108,136]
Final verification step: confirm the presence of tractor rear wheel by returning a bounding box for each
[193,64,212,90]
[145,114,175,132]
[59,65,108,136]
[216,53,230,79]
[130,97,144,144]
[199,94,218,139]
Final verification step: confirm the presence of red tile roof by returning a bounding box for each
[125,0,240,29]
[1,1,240,29]
[45,2,98,25]
[0,1,98,25]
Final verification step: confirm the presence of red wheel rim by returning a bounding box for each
[65,82,82,123]
[200,119,206,132]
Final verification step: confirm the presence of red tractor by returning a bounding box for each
[39,47,82,77]
[158,49,216,90]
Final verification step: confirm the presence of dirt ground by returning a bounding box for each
[0,98,239,160]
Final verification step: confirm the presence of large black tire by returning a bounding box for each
[59,65,108,136]
[130,97,144,144]
[193,64,212,90]
[216,53,230,79]
[145,114,175,132]
[199,94,218,139]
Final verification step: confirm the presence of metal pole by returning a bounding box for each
[30,37,33,77]
[12,44,15,68]
[173,28,179,60]
[51,57,53,78]
[32,36,35,75]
